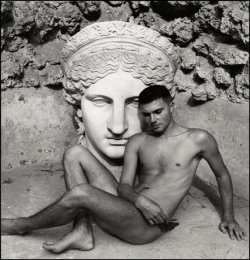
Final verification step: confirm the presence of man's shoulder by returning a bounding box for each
[187,128,216,146]
[127,133,146,149]
[128,132,146,143]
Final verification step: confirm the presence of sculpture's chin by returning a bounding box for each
[104,146,125,160]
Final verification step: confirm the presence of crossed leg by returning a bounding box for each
[2,169,162,252]
[1,145,162,252]
[46,144,119,252]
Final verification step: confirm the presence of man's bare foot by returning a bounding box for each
[43,225,94,253]
[1,218,28,235]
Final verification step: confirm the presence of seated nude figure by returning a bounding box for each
[1,22,246,253]
[2,85,247,253]
[1,21,179,253]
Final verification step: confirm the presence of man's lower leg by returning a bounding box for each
[1,190,80,235]
[56,146,95,252]
[51,145,118,253]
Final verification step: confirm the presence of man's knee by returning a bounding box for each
[61,184,91,209]
[63,144,87,164]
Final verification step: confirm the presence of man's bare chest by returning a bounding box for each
[138,138,199,172]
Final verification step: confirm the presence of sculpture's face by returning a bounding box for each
[81,70,147,161]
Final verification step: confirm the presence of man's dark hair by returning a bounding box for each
[139,85,173,106]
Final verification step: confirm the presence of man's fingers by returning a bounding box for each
[235,230,241,241]
[220,222,248,240]
[148,216,158,225]
[238,230,245,240]
[160,212,167,222]
[239,228,247,240]
[152,216,160,224]
[240,227,247,237]
[155,214,165,223]
[148,219,154,225]
[235,227,246,241]
[229,228,235,240]
[160,210,167,220]
[219,223,227,234]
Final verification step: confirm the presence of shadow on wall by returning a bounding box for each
[186,96,207,107]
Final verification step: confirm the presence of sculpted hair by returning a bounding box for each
[60,21,178,143]
[60,21,178,107]
[139,85,173,105]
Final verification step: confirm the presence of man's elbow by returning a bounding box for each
[215,170,231,180]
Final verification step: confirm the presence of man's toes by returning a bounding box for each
[44,241,54,245]
[43,242,61,253]
[43,242,54,250]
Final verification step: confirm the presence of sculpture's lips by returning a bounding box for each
[107,138,128,146]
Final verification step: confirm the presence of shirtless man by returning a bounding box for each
[1,85,246,253]
[118,85,246,238]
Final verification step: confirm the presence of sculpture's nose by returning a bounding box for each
[108,102,128,135]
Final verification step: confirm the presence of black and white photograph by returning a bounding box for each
[1,1,249,259]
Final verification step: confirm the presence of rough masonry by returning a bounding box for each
[1,1,249,103]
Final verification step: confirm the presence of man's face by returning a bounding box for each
[81,70,147,161]
[139,98,172,135]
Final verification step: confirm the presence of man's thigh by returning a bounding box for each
[80,184,162,244]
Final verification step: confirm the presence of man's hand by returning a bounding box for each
[219,216,247,241]
[135,195,167,225]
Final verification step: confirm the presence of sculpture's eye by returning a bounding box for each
[126,97,139,108]
[91,97,111,106]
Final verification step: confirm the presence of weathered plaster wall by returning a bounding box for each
[1,87,78,170]
[1,1,249,172]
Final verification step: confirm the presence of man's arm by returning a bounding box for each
[118,135,167,225]
[117,135,141,204]
[199,130,247,240]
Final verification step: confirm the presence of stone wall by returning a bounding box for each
[1,1,249,102]
[1,1,249,170]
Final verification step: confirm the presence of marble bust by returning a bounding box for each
[60,21,178,175]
